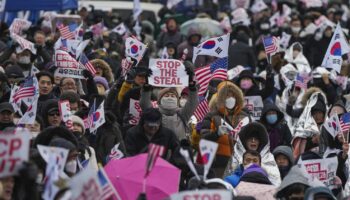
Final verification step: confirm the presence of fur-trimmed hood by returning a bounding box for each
[91,59,114,84]
[238,122,269,152]
[301,87,324,106]
[215,81,244,114]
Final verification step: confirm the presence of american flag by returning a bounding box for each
[193,96,209,122]
[12,76,36,103]
[195,57,228,96]
[79,53,96,75]
[295,74,308,89]
[145,144,165,177]
[58,23,78,40]
[97,168,115,200]
[229,117,249,138]
[121,58,133,76]
[11,33,36,54]
[263,36,279,55]
[340,113,350,132]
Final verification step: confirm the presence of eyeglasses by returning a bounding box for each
[48,112,60,117]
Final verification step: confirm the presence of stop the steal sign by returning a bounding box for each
[169,189,232,200]
[148,59,189,87]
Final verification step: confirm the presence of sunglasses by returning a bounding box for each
[48,112,60,117]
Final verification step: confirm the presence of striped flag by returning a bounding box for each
[58,23,78,40]
[11,33,37,54]
[193,96,209,122]
[97,168,117,200]
[79,53,96,75]
[263,36,279,55]
[229,117,250,138]
[12,76,36,103]
[121,58,133,76]
[340,113,350,132]
[9,18,31,35]
[295,73,308,89]
[195,57,228,96]
[145,144,165,177]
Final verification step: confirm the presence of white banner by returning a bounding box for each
[69,166,102,200]
[170,190,232,200]
[58,100,73,130]
[37,145,69,174]
[129,99,158,125]
[298,156,338,190]
[244,96,263,121]
[0,131,31,178]
[148,59,188,87]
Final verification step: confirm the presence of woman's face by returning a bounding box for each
[95,67,103,76]
[0,176,15,200]
[246,137,260,151]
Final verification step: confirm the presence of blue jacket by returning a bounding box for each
[224,164,244,187]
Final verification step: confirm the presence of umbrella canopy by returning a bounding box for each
[180,18,224,40]
[104,153,181,200]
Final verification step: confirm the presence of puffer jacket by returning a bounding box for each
[201,81,249,178]
[140,87,198,140]
[91,59,114,84]
[232,122,281,186]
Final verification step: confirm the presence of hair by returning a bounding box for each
[60,91,80,103]
[36,71,54,84]
[34,30,45,36]
[59,77,77,86]
[243,150,261,164]
[284,183,308,198]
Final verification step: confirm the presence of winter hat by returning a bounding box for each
[94,76,109,90]
[71,115,85,134]
[237,70,254,83]
[242,164,268,177]
[5,65,24,78]
[0,102,14,113]
[49,137,77,151]
[158,87,179,102]
[140,108,162,125]
[311,96,326,114]
[239,122,269,152]
[273,145,294,165]
[240,164,271,185]
[327,100,346,116]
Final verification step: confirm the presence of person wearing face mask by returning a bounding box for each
[200,81,250,178]
[232,122,281,186]
[140,61,198,140]
[177,29,204,65]
[0,102,15,131]
[260,101,292,152]
[179,87,189,108]
[237,69,274,100]
[273,145,294,180]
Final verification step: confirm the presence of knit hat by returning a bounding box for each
[237,70,254,83]
[158,87,179,102]
[71,115,85,134]
[140,108,162,125]
[49,137,77,151]
[240,164,271,185]
[94,76,109,90]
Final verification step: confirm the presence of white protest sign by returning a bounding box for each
[129,99,158,125]
[169,189,232,200]
[244,96,263,121]
[58,100,73,130]
[149,59,189,87]
[0,131,31,178]
[69,166,102,200]
[37,145,69,174]
[298,156,338,190]
[54,50,85,79]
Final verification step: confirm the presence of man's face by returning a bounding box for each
[70,102,79,113]
[0,176,15,200]
[34,33,45,46]
[143,123,160,137]
[47,110,61,127]
[72,123,83,134]
[61,78,77,93]
[243,153,260,167]
[329,106,345,117]
[167,19,177,31]
[275,154,289,167]
[134,75,146,86]
[0,111,13,123]
[312,111,325,124]
[24,120,41,133]
[245,137,260,151]
[39,75,53,95]
[96,83,106,95]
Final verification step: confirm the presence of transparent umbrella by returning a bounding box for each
[180,18,224,40]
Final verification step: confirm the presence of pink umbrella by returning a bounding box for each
[104,153,181,200]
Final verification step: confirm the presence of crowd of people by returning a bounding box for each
[1,0,350,199]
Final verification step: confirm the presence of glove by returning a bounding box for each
[217,125,230,136]
[184,61,195,82]
[34,44,43,51]
[83,69,94,79]
[143,83,153,92]
[188,81,196,91]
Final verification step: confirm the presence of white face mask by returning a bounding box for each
[225,97,236,109]
[65,160,77,174]
[291,26,301,34]
[161,97,178,109]
[18,55,31,64]
[31,132,40,139]
[179,99,187,107]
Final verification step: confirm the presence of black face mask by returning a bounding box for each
[278,166,291,179]
[257,59,268,70]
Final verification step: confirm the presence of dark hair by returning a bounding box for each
[284,183,308,199]
[59,77,77,86]
[34,30,45,36]
[243,150,261,164]
[36,71,54,84]
[60,91,80,103]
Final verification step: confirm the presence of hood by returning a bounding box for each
[272,145,294,165]
[284,43,311,73]
[300,87,324,106]
[261,102,284,125]
[304,186,336,200]
[216,81,244,114]
[280,63,298,87]
[91,59,114,83]
[275,166,310,198]
[239,122,269,152]
[34,126,78,148]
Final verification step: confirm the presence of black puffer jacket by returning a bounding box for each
[260,102,292,151]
